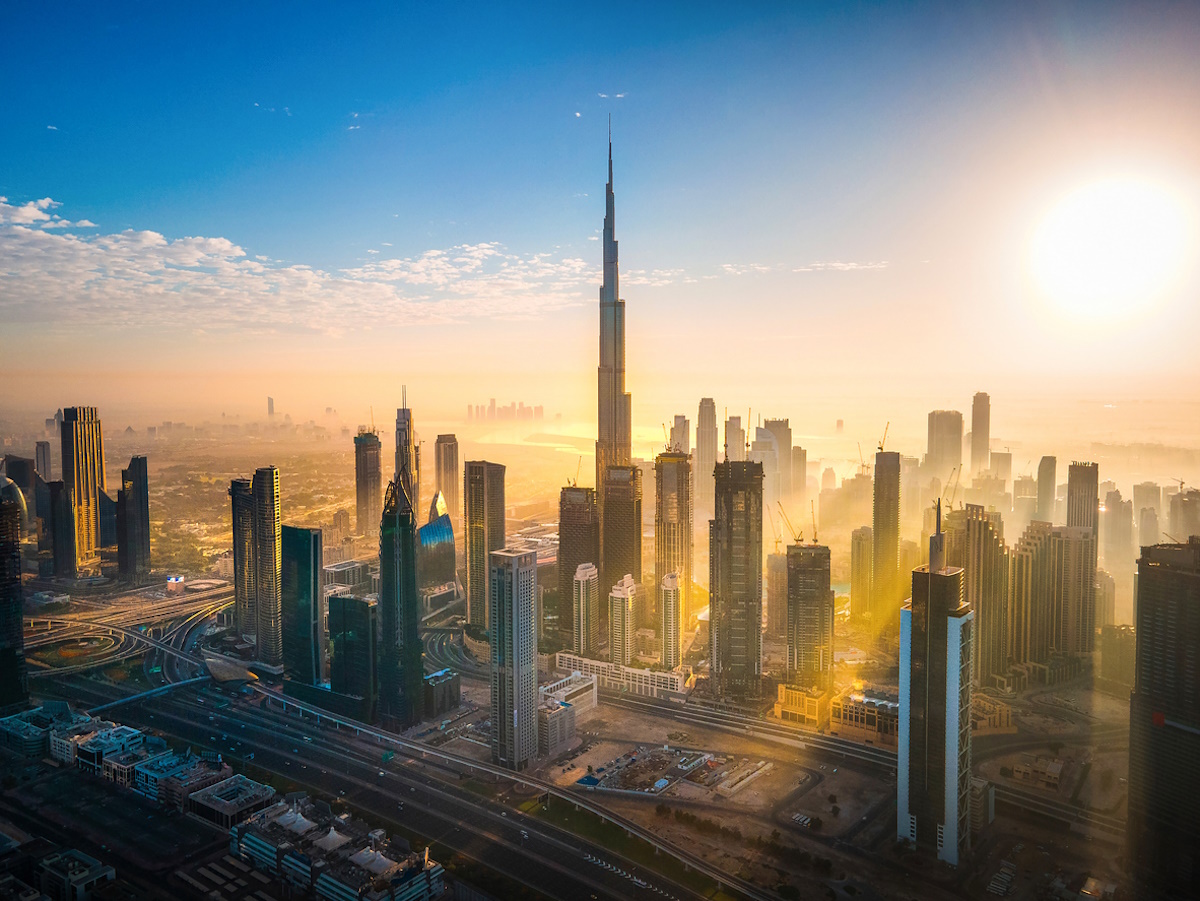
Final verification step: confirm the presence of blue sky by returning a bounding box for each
[3,2,1200,432]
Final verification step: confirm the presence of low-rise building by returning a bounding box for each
[537,700,576,758]
[972,694,1015,735]
[0,703,93,758]
[76,726,144,776]
[828,686,898,748]
[103,742,172,789]
[970,777,995,834]
[188,775,278,829]
[49,719,116,765]
[1011,755,1063,791]
[37,850,115,900]
[554,652,690,701]
[771,684,831,729]
[539,672,598,714]
[423,669,461,719]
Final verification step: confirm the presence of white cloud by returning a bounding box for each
[46,125,57,131]
[575,112,581,118]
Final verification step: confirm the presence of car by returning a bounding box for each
[378,771,386,777]
[501,812,507,817]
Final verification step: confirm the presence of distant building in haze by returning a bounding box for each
[572,563,600,657]
[609,574,637,667]
[695,398,718,514]
[763,419,792,500]
[354,428,382,539]
[786,543,834,690]
[1127,539,1200,896]
[1104,488,1133,570]
[601,465,642,611]
[898,506,972,867]
[1036,456,1056,523]
[766,552,787,637]
[489,548,538,771]
[945,504,1009,688]
[654,450,692,637]
[970,392,990,475]
[669,415,690,455]
[850,526,872,621]
[709,460,764,701]
[434,435,459,527]
[61,407,106,571]
[792,446,808,510]
[0,501,29,715]
[925,410,963,485]
[281,526,323,686]
[661,573,682,669]
[464,461,505,628]
[35,441,51,480]
[558,487,599,645]
[871,451,901,626]
[724,416,745,463]
[1066,462,1099,651]
[379,479,423,727]
[116,455,150,585]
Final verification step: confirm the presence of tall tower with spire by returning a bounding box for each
[596,127,633,511]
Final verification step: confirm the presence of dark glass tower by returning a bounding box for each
[464,461,505,628]
[252,467,282,667]
[602,465,642,617]
[0,501,29,715]
[654,451,692,635]
[48,481,76,580]
[229,478,256,638]
[354,428,382,539]
[329,594,378,721]
[281,525,324,686]
[379,480,423,727]
[785,543,834,690]
[557,486,599,643]
[116,455,150,584]
[709,460,764,700]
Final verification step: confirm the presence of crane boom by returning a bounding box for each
[878,421,889,453]
[777,501,801,544]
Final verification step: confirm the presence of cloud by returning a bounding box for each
[624,268,684,287]
[575,112,581,118]
[792,260,889,272]
[347,125,360,130]
[46,125,57,131]
[722,260,889,275]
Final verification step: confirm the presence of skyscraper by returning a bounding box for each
[1051,525,1096,655]
[395,399,420,518]
[48,481,75,580]
[724,416,746,463]
[695,398,718,514]
[749,427,780,513]
[489,548,538,771]
[850,526,873,620]
[609,574,637,666]
[464,461,505,628]
[434,434,459,527]
[871,450,901,627]
[115,455,150,584]
[654,450,692,637]
[1067,462,1099,533]
[970,392,990,475]
[709,461,764,700]
[281,526,324,686]
[558,486,599,644]
[925,410,963,484]
[252,467,282,669]
[1103,488,1133,570]
[60,407,106,571]
[595,135,632,504]
[1066,461,1099,651]
[379,479,423,727]
[792,446,808,509]
[229,478,256,638]
[1009,521,1054,668]
[766,552,787,636]
[0,501,29,715]
[898,506,972,867]
[945,504,1009,687]
[785,543,834,690]
[763,419,792,500]
[34,441,51,480]
[572,562,600,657]
[601,465,642,607]
[1127,539,1200,895]
[354,428,382,539]
[661,573,682,669]
[1036,456,1056,523]
[669,415,690,455]
[329,594,378,721]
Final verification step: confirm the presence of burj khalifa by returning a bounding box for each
[596,133,632,499]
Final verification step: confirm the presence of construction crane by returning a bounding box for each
[567,455,582,488]
[857,442,868,475]
[942,465,961,510]
[811,500,818,544]
[766,504,783,554]
[777,502,802,544]
[877,421,890,454]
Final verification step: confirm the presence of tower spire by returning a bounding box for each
[608,115,613,185]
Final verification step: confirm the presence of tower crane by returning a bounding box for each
[857,442,868,475]
[811,500,818,543]
[877,421,890,454]
[777,501,803,545]
[767,504,783,554]
[942,465,962,509]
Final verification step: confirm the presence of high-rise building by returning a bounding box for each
[669,415,690,455]
[970,393,990,475]
[1052,525,1096,655]
[115,456,150,585]
[464,461,505,628]
[709,461,764,700]
[766,552,787,636]
[35,441,51,480]
[434,435,459,527]
[572,563,600,657]
[1066,461,1099,649]
[1132,482,1162,523]
[654,450,692,636]
[354,428,382,539]
[609,574,637,666]
[60,407,106,570]
[925,410,963,484]
[1168,488,1200,542]
[229,478,256,638]
[329,594,378,720]
[898,506,972,867]
[695,399,718,514]
[395,400,420,519]
[945,504,1009,687]
[871,451,901,627]
[489,548,538,771]
[749,428,780,513]
[379,479,423,727]
[48,481,75,580]
[763,419,792,500]
[851,526,873,620]
[595,137,632,509]
[252,467,282,668]
[281,526,324,686]
[601,465,642,605]
[724,416,746,463]
[1127,539,1200,895]
[0,501,29,715]
[558,487,599,644]
[1036,456,1056,523]
[792,446,808,510]
[1104,488,1133,570]
[1067,462,1099,533]
[1139,507,1160,546]
[661,573,682,669]
[785,543,834,690]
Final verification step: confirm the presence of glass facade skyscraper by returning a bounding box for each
[60,406,106,571]
[116,455,150,584]
[329,594,378,722]
[490,548,538,771]
[379,480,423,727]
[709,460,764,700]
[354,428,382,539]
[464,461,505,629]
[0,501,28,715]
[281,525,324,686]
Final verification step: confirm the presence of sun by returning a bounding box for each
[1030,177,1190,319]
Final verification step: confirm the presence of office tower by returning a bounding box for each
[0,501,28,715]
[762,419,792,500]
[925,410,963,483]
[1095,570,1116,628]
[766,552,787,636]
[709,461,764,700]
[379,479,423,727]
[252,467,282,668]
[1127,539,1200,895]
[60,407,107,570]
[1104,489,1133,568]
[595,137,633,504]
[267,396,274,418]
[1067,462,1099,532]
[464,461,505,627]
[601,465,642,603]
[48,481,75,580]
[792,446,808,509]
[115,455,150,584]
[785,543,834,690]
[1051,525,1097,655]
[669,415,690,455]
[1132,482,1161,523]
[661,573,682,669]
[281,526,324,686]
[1066,462,1099,646]
[970,393,990,475]
[35,441,51,480]
[1139,507,1159,546]
[416,495,455,589]
[724,416,746,463]
[945,504,1009,688]
[749,428,780,513]
[489,548,538,771]
[1036,456,1056,523]
[229,479,256,638]
[558,487,599,644]
[871,451,901,626]
[898,506,972,867]
[572,563,600,657]
[850,526,873,620]
[329,594,378,720]
[696,398,717,513]
[609,574,637,666]
[434,435,459,526]
[654,450,692,636]
[354,428,382,539]
[395,399,420,517]
[1169,488,1200,541]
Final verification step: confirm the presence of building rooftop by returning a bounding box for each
[78,725,142,754]
[191,774,276,811]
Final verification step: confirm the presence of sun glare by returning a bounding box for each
[1030,177,1190,319]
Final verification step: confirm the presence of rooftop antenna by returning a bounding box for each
[746,407,751,455]
[723,406,728,458]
